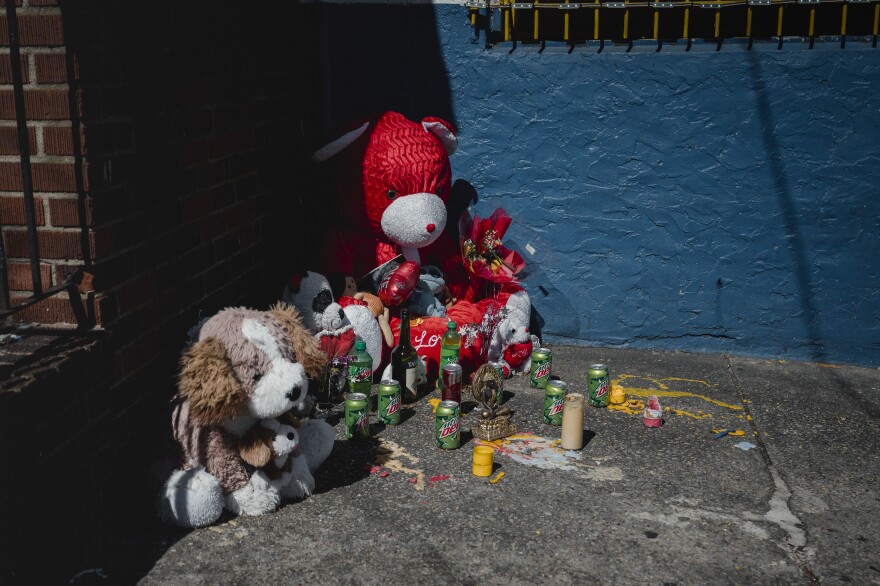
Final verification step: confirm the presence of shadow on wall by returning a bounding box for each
[2,1,314,584]
[312,4,456,139]
[747,52,826,362]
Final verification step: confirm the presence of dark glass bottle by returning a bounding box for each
[392,308,419,402]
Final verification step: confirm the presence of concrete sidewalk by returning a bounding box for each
[136,346,879,585]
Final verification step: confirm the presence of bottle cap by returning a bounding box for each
[447,321,457,329]
[355,340,366,350]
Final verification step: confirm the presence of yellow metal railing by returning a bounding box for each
[468,0,880,48]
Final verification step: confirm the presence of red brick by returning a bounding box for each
[0,89,70,121]
[47,196,85,227]
[0,161,78,191]
[3,228,83,260]
[0,195,44,225]
[0,14,65,47]
[33,52,67,84]
[42,125,79,155]
[0,124,37,155]
[29,0,60,6]
[0,53,29,84]
[9,293,81,325]
[6,261,51,291]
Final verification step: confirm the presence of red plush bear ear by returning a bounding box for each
[421,117,457,156]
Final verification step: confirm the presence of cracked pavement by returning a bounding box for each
[87,346,880,585]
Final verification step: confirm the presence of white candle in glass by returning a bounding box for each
[560,392,585,450]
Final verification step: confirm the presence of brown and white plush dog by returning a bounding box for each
[157,303,335,528]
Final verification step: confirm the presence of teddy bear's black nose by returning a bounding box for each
[287,432,295,441]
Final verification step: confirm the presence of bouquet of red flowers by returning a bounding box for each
[460,208,525,284]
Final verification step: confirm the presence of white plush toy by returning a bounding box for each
[487,289,535,375]
[157,304,335,528]
[282,270,384,373]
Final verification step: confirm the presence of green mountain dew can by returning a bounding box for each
[529,348,553,388]
[542,380,568,425]
[588,364,611,408]
[345,393,370,439]
[435,400,460,449]
[377,379,401,425]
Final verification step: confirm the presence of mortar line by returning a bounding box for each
[724,354,819,585]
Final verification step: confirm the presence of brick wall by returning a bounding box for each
[1,0,316,581]
[0,0,87,322]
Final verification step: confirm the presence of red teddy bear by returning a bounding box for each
[310,111,534,382]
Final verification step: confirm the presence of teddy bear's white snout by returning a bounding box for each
[320,302,346,332]
[381,192,447,248]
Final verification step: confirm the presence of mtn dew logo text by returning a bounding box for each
[529,348,553,389]
[588,364,611,408]
[349,365,371,383]
[435,401,460,449]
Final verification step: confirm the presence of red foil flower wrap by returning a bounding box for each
[378,260,420,307]
[460,208,525,284]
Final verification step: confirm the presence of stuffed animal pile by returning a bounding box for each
[157,304,335,528]
[297,110,537,384]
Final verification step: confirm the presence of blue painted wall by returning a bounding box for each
[318,4,880,366]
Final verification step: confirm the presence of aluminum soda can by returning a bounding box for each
[489,361,505,405]
[441,363,462,404]
[377,379,401,425]
[529,348,553,388]
[344,393,370,439]
[435,400,461,449]
[588,364,611,408]
[542,380,568,425]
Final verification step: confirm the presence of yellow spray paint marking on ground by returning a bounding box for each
[666,407,712,420]
[612,374,743,411]
[712,428,745,436]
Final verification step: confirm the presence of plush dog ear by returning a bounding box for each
[239,425,275,468]
[178,337,246,425]
[269,302,329,379]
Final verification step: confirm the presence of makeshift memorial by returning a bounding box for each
[157,304,334,528]
[307,110,535,383]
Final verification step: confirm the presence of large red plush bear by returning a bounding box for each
[309,111,534,382]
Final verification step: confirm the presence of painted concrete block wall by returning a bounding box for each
[318,5,880,366]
